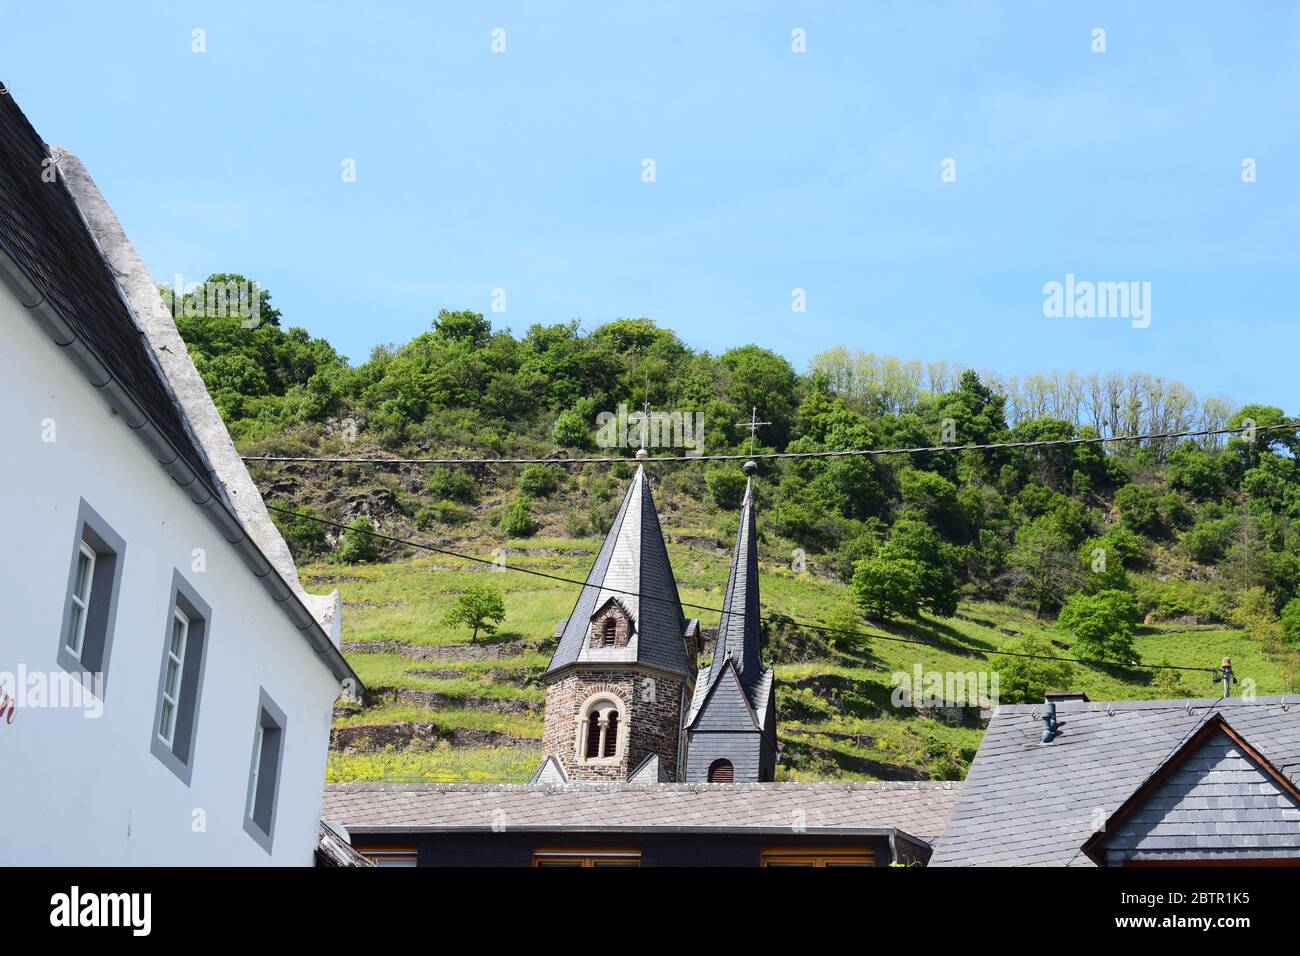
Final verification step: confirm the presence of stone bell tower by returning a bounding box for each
[535,462,700,783]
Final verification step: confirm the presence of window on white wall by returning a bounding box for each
[64,542,96,659]
[243,689,288,854]
[56,499,126,695]
[157,609,189,746]
[150,571,211,785]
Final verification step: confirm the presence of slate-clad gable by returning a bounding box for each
[1088,719,1300,865]
[692,661,758,732]
[933,696,1300,866]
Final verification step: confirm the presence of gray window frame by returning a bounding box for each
[56,499,126,696]
[149,570,212,785]
[243,688,288,854]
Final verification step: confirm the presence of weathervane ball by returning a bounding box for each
[742,460,758,475]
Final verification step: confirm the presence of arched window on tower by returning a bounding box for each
[707,758,734,783]
[604,711,619,757]
[602,618,617,647]
[578,694,626,763]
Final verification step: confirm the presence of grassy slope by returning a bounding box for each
[321,535,1284,785]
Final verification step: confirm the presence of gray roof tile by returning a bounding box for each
[323,781,963,842]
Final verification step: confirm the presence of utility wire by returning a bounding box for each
[242,421,1296,467]
[265,503,1219,675]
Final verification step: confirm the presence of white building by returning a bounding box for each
[0,90,361,864]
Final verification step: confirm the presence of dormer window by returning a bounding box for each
[589,598,632,650]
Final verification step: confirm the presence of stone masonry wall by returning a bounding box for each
[543,668,688,781]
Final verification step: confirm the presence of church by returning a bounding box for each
[532,454,777,786]
[323,455,958,866]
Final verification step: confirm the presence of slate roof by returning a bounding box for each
[708,471,764,697]
[322,781,962,842]
[931,695,1300,866]
[545,465,693,679]
[0,85,217,493]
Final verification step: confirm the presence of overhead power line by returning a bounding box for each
[243,421,1297,467]
[264,503,1219,675]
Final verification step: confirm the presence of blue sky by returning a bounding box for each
[4,2,1299,408]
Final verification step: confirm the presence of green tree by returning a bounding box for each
[1008,517,1081,617]
[851,555,921,621]
[988,634,1075,704]
[879,517,960,617]
[1057,589,1141,663]
[424,467,476,503]
[442,584,506,642]
[552,408,590,447]
[1282,598,1300,646]
[705,468,749,509]
[1115,484,1161,536]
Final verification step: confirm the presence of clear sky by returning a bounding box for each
[3,2,1298,408]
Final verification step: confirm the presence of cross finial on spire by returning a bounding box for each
[640,373,652,451]
[735,407,771,457]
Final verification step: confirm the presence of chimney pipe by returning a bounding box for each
[1040,700,1058,744]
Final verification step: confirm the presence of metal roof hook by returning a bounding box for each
[1105,703,1115,717]
[1281,696,1291,713]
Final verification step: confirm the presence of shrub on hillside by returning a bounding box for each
[423,466,476,503]
[517,464,561,498]
[988,634,1075,704]
[337,516,381,564]
[267,499,329,557]
[501,497,536,538]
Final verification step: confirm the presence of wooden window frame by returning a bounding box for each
[355,844,419,867]
[760,847,874,867]
[532,847,641,868]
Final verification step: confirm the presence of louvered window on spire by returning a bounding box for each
[603,711,619,757]
[585,711,601,758]
[708,758,734,783]
[602,618,617,646]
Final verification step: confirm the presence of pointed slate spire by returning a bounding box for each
[708,460,763,698]
[545,464,693,679]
